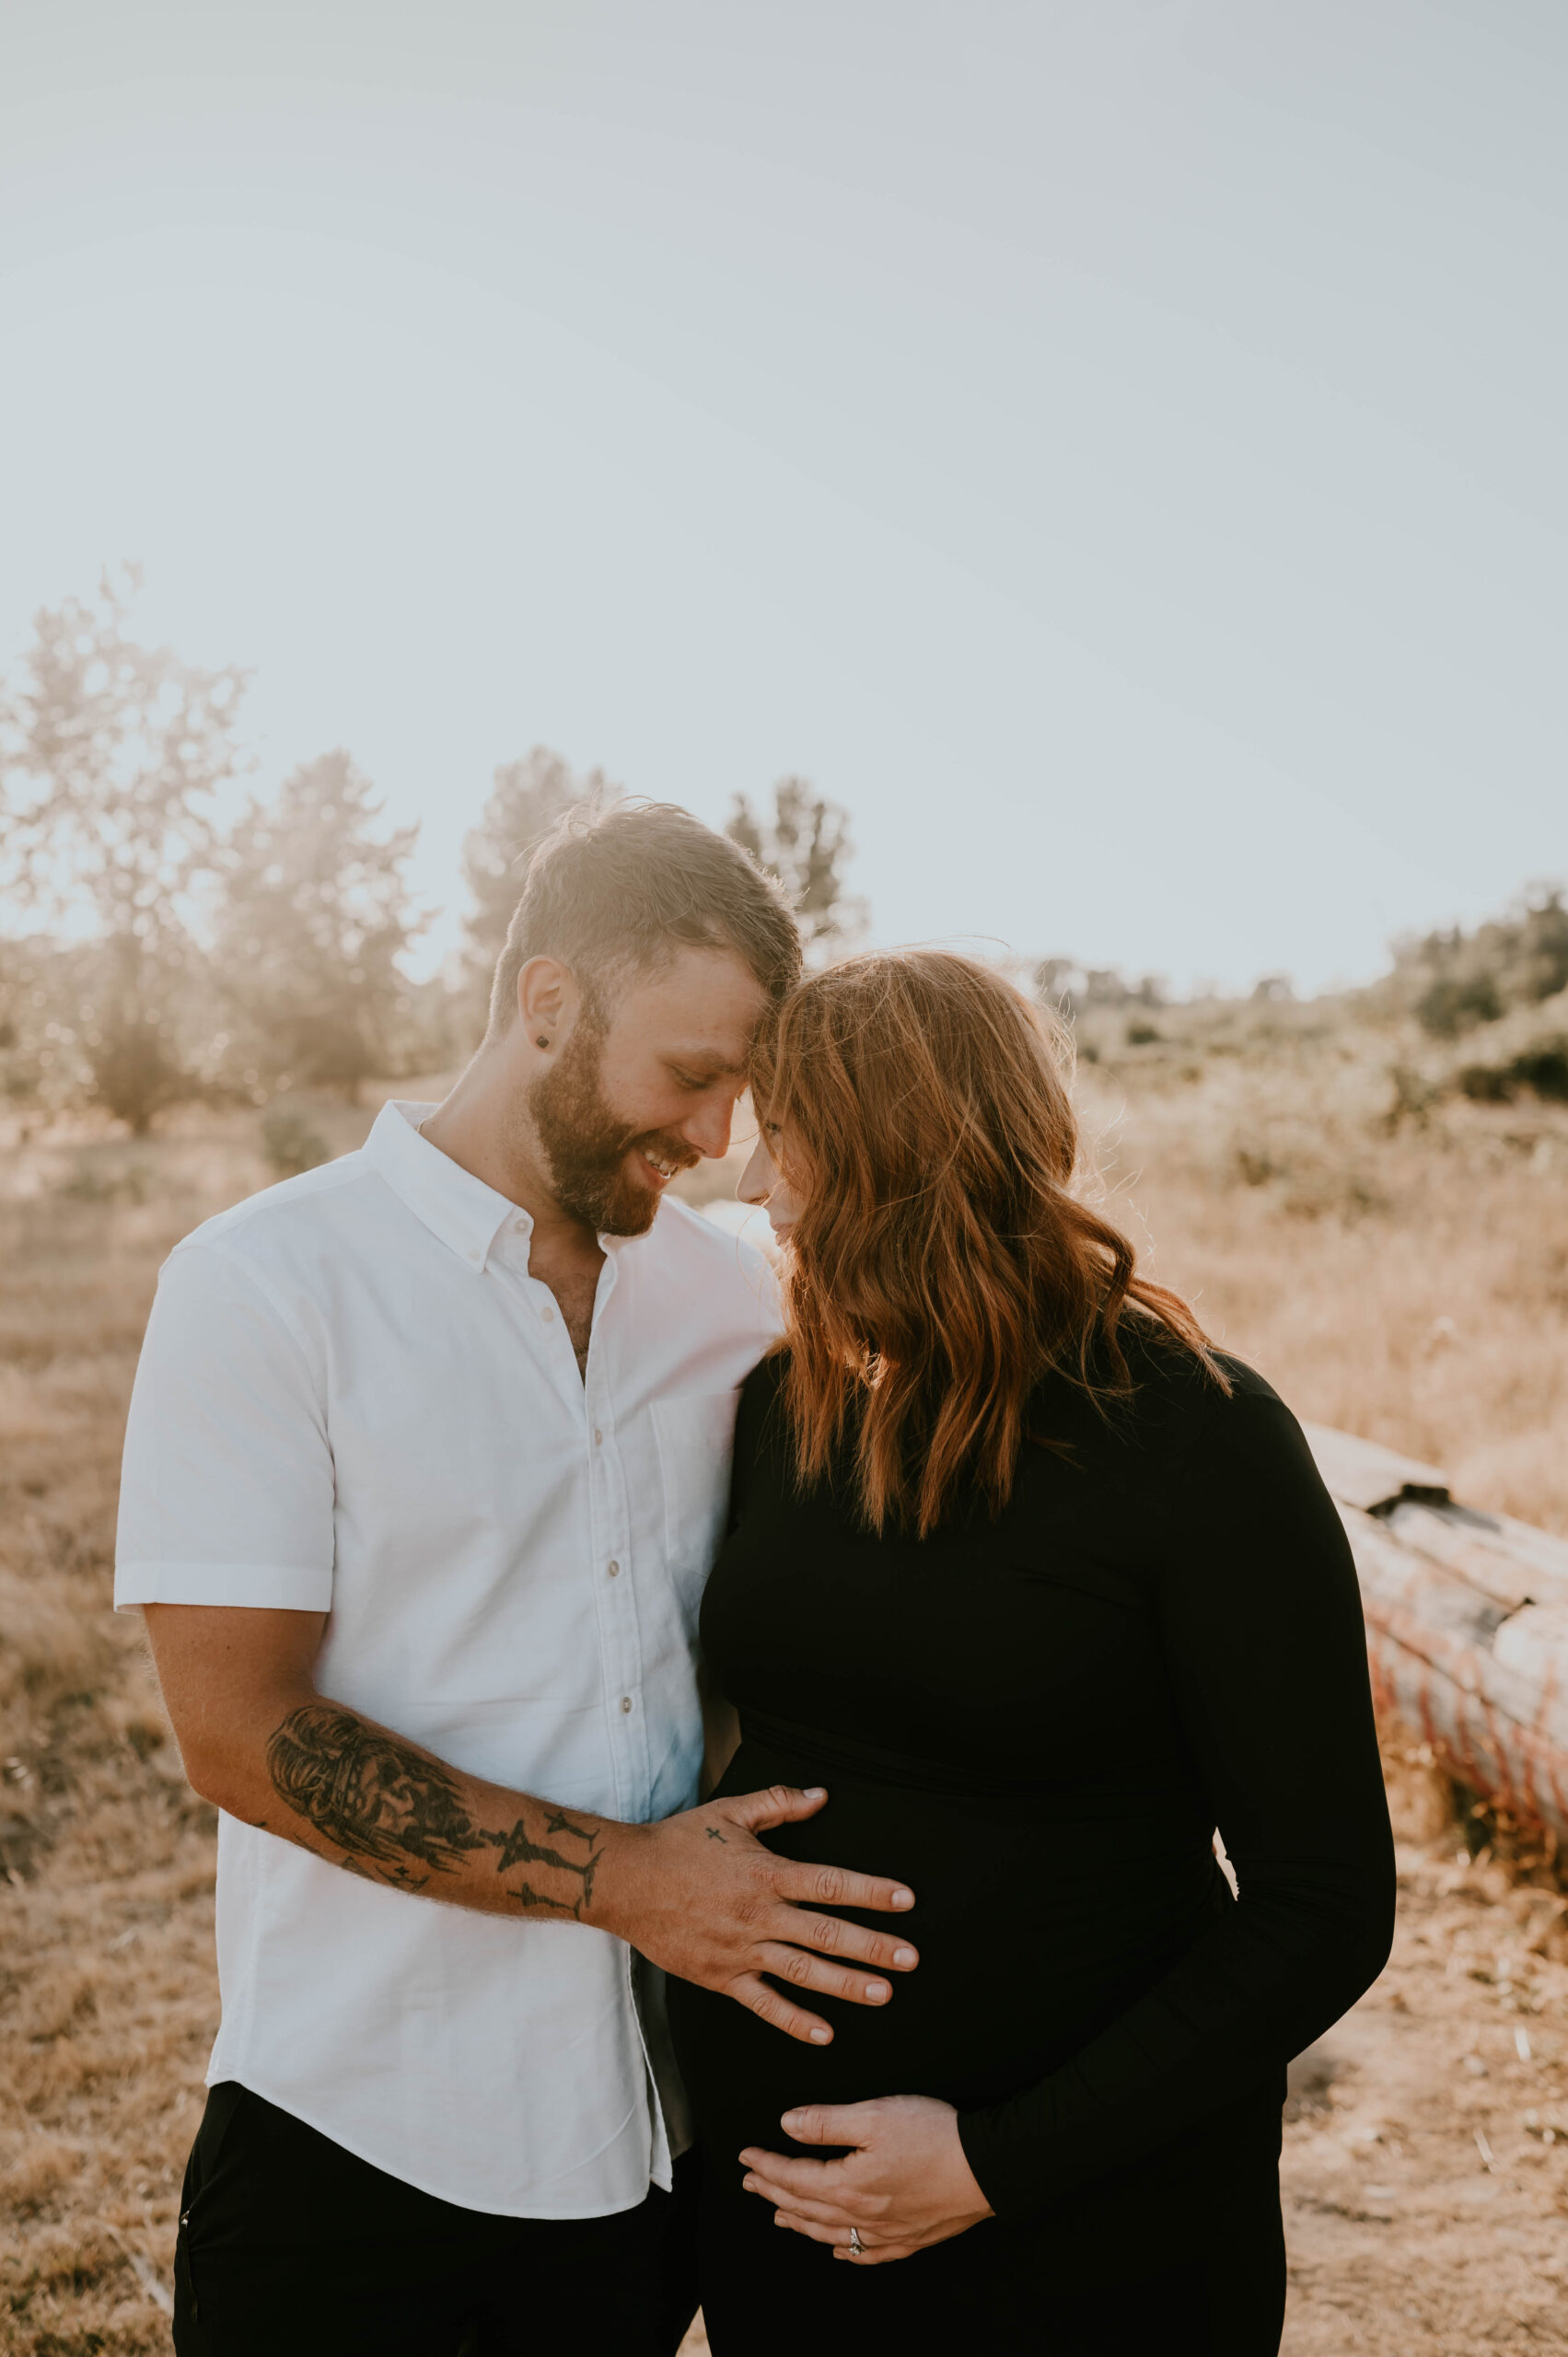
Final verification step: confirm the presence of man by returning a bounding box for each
[116,801,919,2357]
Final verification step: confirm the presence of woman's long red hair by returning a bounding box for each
[751,950,1226,1538]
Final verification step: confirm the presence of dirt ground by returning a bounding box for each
[3,1062,1566,2352]
[1276,1787,1568,2353]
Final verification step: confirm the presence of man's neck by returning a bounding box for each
[417,1057,598,1266]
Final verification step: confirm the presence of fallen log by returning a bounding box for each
[1303,1424,1568,1848]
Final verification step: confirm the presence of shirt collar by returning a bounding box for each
[364,1101,527,1272]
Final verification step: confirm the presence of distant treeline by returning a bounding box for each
[1039,892,1568,1109]
[2,574,1563,1133]
[0,575,866,1132]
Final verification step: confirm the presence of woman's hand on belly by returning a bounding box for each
[739,2094,994,2266]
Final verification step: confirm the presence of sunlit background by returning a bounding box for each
[4,0,1564,993]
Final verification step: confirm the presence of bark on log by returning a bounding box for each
[1303,1423,1568,1846]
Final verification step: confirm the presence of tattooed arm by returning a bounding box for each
[143,1604,921,2037]
[264,1698,608,1914]
[144,1604,617,1918]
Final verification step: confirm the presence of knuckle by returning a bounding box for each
[808,1913,844,1954]
[812,1865,846,1905]
[769,1784,796,1812]
[780,1949,813,1988]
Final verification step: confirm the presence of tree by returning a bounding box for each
[0,935,52,1110]
[458,748,616,1036]
[725,777,868,966]
[215,751,425,1099]
[0,569,248,1130]
[1390,886,1568,1039]
[461,749,615,975]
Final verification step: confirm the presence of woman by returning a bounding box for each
[667,952,1395,2357]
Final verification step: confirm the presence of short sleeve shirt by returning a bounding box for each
[115,1101,782,2217]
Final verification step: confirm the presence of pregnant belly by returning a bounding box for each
[667,1729,1221,2158]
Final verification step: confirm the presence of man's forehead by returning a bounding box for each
[658,1034,752,1075]
[610,944,769,1055]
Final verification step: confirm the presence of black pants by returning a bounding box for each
[174,2083,700,2357]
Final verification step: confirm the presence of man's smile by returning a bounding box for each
[635,1142,699,1188]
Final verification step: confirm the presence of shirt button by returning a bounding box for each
[513,1218,528,1235]
[593,1428,603,1446]
[467,1248,482,1264]
[621,1695,633,1713]
[540,1305,554,1323]
[607,1560,620,1577]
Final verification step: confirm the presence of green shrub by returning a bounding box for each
[1416,972,1503,1039]
[1397,888,1568,1039]
[1457,1037,1568,1105]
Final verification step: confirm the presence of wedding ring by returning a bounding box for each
[847,2227,865,2257]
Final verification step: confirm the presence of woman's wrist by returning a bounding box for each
[953,2107,1008,2222]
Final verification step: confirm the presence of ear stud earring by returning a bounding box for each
[536,1036,551,1051]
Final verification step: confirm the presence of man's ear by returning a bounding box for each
[516,958,580,1052]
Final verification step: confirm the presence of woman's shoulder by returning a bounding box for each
[738,1345,790,1411]
[734,1345,793,1459]
[728,1347,809,1517]
[1113,1320,1327,1510]
[1061,1315,1292,1478]
[1112,1312,1277,1409]
[1037,1323,1321,1553]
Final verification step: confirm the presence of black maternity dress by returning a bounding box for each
[666,1330,1396,2357]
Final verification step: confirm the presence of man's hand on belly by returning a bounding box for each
[144,1608,919,2030]
[593,1786,920,2045]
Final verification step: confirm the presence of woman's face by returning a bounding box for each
[738,1120,807,1247]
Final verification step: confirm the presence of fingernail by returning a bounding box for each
[809,2026,831,2044]
[866,1981,889,2003]
[742,2176,756,2191]
[804,1786,827,1801]
[893,1946,916,1967]
[892,1888,913,1908]
[782,2112,802,2131]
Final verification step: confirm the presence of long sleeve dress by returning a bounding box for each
[666,1329,1396,2357]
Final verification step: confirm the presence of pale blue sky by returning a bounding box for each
[2,1,1563,991]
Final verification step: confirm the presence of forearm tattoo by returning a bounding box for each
[266,1702,603,1915]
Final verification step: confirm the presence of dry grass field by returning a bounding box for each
[2,1017,1566,2354]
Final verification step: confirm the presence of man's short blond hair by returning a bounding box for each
[487,798,801,1036]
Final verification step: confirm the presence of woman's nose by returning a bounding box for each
[738,1139,772,1204]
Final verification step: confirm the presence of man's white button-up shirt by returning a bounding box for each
[114,1101,781,2217]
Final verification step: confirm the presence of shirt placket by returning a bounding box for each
[581,1258,674,2184]
[582,1254,655,1825]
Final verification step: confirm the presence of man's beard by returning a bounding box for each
[528,1016,697,1237]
